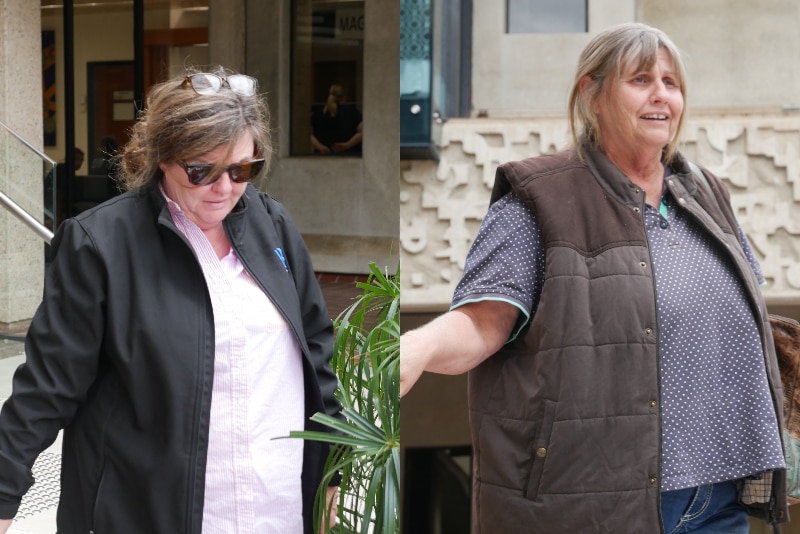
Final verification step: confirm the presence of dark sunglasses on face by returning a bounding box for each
[177,158,266,186]
[179,73,258,97]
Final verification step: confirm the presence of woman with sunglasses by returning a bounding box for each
[0,67,340,534]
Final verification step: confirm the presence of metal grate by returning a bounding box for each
[15,452,61,521]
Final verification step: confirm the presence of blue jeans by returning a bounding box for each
[661,481,749,534]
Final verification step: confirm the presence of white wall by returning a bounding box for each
[637,0,800,111]
[470,0,633,117]
[469,0,800,118]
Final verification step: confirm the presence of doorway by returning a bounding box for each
[87,61,135,168]
[81,61,135,212]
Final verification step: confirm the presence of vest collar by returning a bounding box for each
[578,137,700,205]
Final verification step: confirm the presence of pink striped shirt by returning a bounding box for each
[164,191,306,532]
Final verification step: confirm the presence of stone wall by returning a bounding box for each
[0,0,45,323]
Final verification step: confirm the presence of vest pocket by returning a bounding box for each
[524,399,556,500]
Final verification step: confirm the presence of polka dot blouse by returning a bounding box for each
[452,170,785,491]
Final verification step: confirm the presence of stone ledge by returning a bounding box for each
[0,319,30,338]
[302,233,399,275]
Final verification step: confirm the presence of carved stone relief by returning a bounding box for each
[400,116,800,310]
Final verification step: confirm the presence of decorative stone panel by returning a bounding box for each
[400,115,800,310]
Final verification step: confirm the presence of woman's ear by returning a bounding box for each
[578,75,594,95]
[579,75,600,114]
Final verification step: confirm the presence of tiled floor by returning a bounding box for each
[0,355,61,534]
[0,272,367,532]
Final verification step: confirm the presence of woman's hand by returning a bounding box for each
[332,123,363,153]
[400,328,434,397]
[310,135,331,154]
[0,518,12,534]
[319,485,338,533]
[400,301,519,397]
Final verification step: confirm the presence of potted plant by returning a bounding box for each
[290,261,400,533]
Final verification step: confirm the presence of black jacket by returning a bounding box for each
[0,183,340,533]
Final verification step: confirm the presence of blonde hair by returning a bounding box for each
[118,66,272,191]
[567,23,688,163]
[323,84,343,118]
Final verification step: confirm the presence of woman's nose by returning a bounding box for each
[211,170,234,190]
[652,80,670,102]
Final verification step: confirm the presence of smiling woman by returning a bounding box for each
[589,46,685,206]
[400,22,789,533]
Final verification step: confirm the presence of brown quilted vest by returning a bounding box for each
[467,143,788,533]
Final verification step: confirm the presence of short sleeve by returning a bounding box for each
[451,191,545,340]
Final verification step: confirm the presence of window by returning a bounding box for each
[400,0,432,149]
[401,0,471,159]
[291,1,365,156]
[507,0,587,34]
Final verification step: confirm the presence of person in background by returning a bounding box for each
[310,83,363,155]
[90,134,122,201]
[89,134,119,177]
[400,23,788,533]
[44,146,84,227]
[0,67,340,534]
[46,146,85,178]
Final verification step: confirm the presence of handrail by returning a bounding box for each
[0,190,53,245]
[0,120,57,166]
[0,119,56,245]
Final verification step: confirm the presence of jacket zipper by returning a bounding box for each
[160,220,211,534]
[637,191,666,534]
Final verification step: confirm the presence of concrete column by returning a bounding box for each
[363,0,400,241]
[208,0,246,72]
[0,0,45,324]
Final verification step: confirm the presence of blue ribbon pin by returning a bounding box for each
[274,247,288,272]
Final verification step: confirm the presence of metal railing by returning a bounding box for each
[0,119,55,341]
[0,121,57,167]
[0,119,56,245]
[0,190,53,244]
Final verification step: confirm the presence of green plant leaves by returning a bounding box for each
[289,261,400,533]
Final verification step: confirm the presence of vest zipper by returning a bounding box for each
[638,193,666,533]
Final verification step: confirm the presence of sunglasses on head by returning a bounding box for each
[179,73,258,97]
[177,158,266,186]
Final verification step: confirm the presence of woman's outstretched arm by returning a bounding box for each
[400,300,519,397]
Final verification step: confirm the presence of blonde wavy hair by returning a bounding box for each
[567,23,688,163]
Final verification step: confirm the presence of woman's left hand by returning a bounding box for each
[320,485,338,533]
